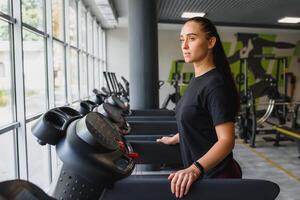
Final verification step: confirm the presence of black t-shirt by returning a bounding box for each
[175,68,236,177]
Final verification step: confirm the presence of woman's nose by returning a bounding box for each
[182,40,188,49]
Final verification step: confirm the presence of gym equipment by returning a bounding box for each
[99,95,177,135]
[161,60,185,109]
[103,71,176,117]
[79,94,177,135]
[32,106,82,145]
[78,100,98,115]
[0,178,280,200]
[236,56,292,147]
[94,102,181,165]
[272,101,300,157]
[0,180,55,200]
[30,109,280,200]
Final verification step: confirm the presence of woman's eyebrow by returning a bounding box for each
[180,33,198,37]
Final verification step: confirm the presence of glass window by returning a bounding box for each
[52,0,64,40]
[22,0,45,31]
[94,59,99,90]
[87,15,93,54]
[0,21,14,126]
[100,61,104,86]
[99,29,103,59]
[26,120,51,191]
[81,7,87,51]
[80,53,88,98]
[53,41,66,106]
[93,22,97,57]
[98,60,101,88]
[0,0,11,15]
[102,31,106,67]
[69,0,77,46]
[23,29,46,118]
[96,27,100,58]
[0,131,16,182]
[70,48,79,101]
[88,56,94,95]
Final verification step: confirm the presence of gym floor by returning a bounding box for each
[234,136,300,200]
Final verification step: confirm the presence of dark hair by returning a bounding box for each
[185,17,240,114]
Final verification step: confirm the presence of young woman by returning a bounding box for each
[157,17,242,198]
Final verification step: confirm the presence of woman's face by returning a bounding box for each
[180,21,215,63]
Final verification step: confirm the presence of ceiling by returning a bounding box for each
[113,0,300,30]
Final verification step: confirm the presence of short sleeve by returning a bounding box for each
[206,85,236,126]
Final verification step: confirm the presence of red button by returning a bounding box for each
[128,152,140,159]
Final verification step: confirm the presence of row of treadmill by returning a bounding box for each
[0,79,280,199]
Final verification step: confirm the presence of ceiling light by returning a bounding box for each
[181,12,206,19]
[278,17,300,24]
[96,0,118,28]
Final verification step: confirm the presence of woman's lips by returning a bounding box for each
[184,53,191,57]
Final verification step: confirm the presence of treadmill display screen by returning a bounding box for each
[86,112,119,151]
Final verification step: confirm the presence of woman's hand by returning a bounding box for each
[168,165,201,198]
[156,134,179,145]
[156,136,177,145]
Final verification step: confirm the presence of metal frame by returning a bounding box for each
[0,122,20,135]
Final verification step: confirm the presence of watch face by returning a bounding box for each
[85,112,119,151]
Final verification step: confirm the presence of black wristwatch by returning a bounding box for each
[193,161,205,178]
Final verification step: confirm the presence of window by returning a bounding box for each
[96,27,100,58]
[0,20,13,126]
[0,131,16,181]
[80,53,88,98]
[53,41,66,106]
[23,29,46,117]
[93,21,98,56]
[88,56,94,95]
[22,0,45,31]
[0,0,11,15]
[98,60,101,88]
[0,62,5,77]
[94,59,99,89]
[26,120,51,191]
[70,48,79,101]
[87,15,93,54]
[0,0,106,190]
[69,0,77,46]
[52,0,64,40]
[81,6,87,51]
[99,28,103,59]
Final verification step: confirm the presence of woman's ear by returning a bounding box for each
[208,36,217,49]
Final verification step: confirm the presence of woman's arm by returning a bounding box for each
[169,122,235,198]
[195,122,235,172]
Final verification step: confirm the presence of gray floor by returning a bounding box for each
[234,136,300,200]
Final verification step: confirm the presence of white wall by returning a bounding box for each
[106,24,300,108]
[106,25,185,108]
[106,28,129,80]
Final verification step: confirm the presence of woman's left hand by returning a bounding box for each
[168,165,201,198]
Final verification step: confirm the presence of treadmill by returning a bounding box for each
[27,110,280,200]
[103,71,175,117]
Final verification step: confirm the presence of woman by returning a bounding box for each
[157,17,242,198]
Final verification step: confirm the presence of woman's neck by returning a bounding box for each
[193,54,215,77]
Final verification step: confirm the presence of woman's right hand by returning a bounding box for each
[156,133,179,145]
